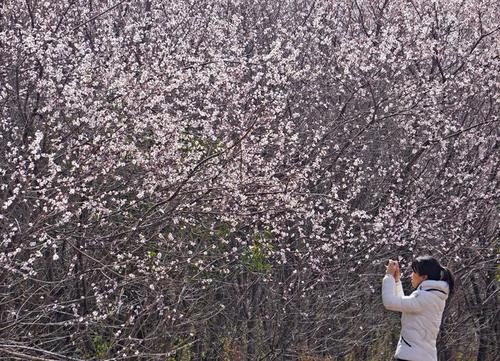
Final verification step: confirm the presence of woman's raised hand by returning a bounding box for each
[386,260,400,282]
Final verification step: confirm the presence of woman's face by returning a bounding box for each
[411,270,427,288]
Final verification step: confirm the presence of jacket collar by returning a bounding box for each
[418,280,449,300]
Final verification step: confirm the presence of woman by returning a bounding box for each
[382,255,455,361]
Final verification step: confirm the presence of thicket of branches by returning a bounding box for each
[0,0,498,360]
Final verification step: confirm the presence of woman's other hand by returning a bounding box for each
[394,262,401,283]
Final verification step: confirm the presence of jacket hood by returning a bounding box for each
[419,280,449,300]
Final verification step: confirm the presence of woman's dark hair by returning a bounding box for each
[411,255,455,296]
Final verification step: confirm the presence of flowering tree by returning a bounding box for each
[1,0,498,360]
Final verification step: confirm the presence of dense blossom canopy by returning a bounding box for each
[0,0,498,360]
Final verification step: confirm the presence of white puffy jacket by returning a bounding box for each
[382,274,449,361]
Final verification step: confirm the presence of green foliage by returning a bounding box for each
[215,222,231,239]
[92,334,110,359]
[180,131,224,158]
[243,231,274,272]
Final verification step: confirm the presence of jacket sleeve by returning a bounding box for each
[382,274,423,313]
[396,278,404,297]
